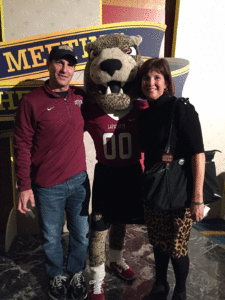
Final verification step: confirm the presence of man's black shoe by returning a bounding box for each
[69,271,88,300]
[48,275,67,300]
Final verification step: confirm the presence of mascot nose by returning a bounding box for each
[100,59,122,77]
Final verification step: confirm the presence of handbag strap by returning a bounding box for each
[164,97,189,153]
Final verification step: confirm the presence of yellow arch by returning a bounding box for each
[171,0,180,57]
[0,0,5,42]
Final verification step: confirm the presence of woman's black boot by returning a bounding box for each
[148,282,170,300]
[171,288,186,300]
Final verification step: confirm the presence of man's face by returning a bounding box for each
[47,56,75,92]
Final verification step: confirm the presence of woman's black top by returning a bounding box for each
[138,94,204,171]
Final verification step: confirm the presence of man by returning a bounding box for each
[14,45,90,300]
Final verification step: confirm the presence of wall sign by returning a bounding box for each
[0,22,166,83]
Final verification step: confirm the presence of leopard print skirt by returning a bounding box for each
[144,204,193,258]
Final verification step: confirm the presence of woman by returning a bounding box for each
[138,58,205,300]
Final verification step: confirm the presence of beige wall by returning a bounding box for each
[3,0,100,40]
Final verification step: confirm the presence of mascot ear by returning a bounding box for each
[85,41,93,54]
[130,35,142,46]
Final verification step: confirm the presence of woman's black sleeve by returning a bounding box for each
[175,100,204,156]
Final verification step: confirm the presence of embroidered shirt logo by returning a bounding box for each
[47,106,55,111]
[108,124,125,129]
[74,100,83,107]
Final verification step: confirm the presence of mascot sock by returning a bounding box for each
[89,229,108,267]
[108,224,126,266]
[109,223,126,250]
[90,263,105,281]
[108,248,123,263]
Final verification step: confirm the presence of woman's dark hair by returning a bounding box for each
[137,58,175,99]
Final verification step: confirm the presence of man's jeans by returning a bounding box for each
[32,172,90,278]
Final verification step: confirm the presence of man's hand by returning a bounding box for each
[18,189,35,214]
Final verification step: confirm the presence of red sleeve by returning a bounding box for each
[13,97,35,192]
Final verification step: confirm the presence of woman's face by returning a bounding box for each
[141,70,167,101]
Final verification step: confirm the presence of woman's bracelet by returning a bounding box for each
[191,201,204,205]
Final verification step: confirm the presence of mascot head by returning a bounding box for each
[84,33,143,110]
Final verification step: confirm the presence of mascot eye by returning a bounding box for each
[126,47,137,56]
[90,50,98,59]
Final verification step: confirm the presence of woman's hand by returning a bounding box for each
[190,153,205,222]
[190,200,204,222]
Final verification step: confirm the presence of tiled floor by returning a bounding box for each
[0,221,225,300]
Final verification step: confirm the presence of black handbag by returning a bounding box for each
[143,98,191,211]
[142,98,222,211]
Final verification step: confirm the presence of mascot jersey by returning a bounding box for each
[84,99,148,167]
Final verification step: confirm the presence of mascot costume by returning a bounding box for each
[84,33,148,300]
